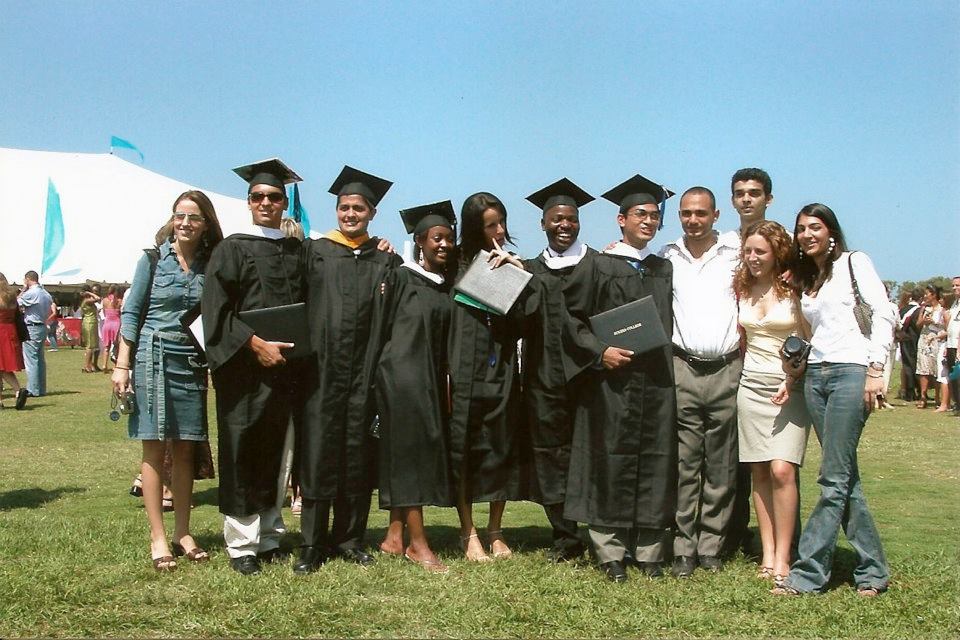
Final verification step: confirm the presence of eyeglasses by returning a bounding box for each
[624,210,661,222]
[173,212,205,224]
[249,191,285,204]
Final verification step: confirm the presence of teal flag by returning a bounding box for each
[288,184,311,237]
[42,178,65,274]
[110,135,144,162]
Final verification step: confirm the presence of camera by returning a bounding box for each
[109,389,137,421]
[780,335,811,369]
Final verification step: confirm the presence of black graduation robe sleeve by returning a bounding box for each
[202,240,256,373]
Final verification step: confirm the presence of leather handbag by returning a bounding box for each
[848,253,872,337]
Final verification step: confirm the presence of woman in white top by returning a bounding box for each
[773,203,894,597]
[734,220,811,585]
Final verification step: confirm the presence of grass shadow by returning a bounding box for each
[192,486,220,508]
[0,486,86,511]
[41,390,82,397]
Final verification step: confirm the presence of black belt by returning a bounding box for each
[26,321,45,326]
[672,345,740,371]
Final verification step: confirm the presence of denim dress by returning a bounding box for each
[120,241,208,441]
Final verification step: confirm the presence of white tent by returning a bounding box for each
[0,147,251,284]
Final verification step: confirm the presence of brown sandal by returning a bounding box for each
[152,555,177,572]
[172,542,209,562]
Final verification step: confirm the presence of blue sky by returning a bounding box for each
[3,0,956,282]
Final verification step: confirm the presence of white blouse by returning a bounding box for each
[801,251,895,366]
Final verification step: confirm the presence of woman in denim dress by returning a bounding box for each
[111,191,223,571]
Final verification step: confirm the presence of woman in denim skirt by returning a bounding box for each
[111,191,223,571]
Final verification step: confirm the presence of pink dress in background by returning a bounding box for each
[100,296,122,349]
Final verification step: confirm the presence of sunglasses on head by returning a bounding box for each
[249,191,285,204]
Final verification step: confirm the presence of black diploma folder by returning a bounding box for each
[588,295,669,355]
[238,302,313,360]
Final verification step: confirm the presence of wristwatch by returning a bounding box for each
[868,362,885,372]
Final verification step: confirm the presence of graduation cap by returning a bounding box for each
[526,178,595,213]
[399,200,457,236]
[232,158,302,192]
[328,165,393,207]
[601,173,675,228]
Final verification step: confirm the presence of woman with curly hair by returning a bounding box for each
[734,220,811,585]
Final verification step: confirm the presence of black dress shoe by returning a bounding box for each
[599,560,628,583]
[230,555,261,576]
[634,561,665,578]
[671,555,697,578]
[15,389,28,410]
[332,547,376,566]
[699,555,724,572]
[545,546,584,563]
[257,548,290,564]
[293,546,327,575]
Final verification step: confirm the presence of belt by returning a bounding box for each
[672,345,740,370]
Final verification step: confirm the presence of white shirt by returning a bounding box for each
[658,230,741,358]
[946,301,960,350]
[800,251,895,366]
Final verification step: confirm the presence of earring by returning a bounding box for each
[828,237,836,253]
[798,246,804,258]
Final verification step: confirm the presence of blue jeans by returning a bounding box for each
[47,321,59,349]
[785,363,889,592]
[22,324,47,396]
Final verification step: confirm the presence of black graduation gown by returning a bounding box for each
[368,265,455,509]
[202,232,304,517]
[447,269,533,503]
[521,248,598,506]
[300,237,401,500]
[561,251,677,529]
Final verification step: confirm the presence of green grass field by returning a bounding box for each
[1,349,958,638]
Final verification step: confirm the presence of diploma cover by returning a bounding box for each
[238,302,313,360]
[454,250,533,315]
[588,295,669,355]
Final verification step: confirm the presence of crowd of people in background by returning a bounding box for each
[896,280,960,414]
[4,162,957,602]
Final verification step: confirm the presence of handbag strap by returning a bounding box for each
[137,247,160,335]
[847,252,865,305]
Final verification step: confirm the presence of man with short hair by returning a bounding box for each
[730,168,773,233]
[522,177,597,563]
[562,174,677,583]
[202,158,306,576]
[726,167,774,557]
[660,187,741,577]
[18,270,53,397]
[294,166,401,574]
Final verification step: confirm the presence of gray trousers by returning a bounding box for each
[672,355,741,557]
[588,526,668,564]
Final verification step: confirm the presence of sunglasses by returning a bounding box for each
[249,191,285,204]
[173,213,205,224]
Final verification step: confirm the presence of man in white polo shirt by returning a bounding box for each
[659,186,741,577]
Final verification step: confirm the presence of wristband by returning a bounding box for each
[115,365,130,371]
[866,372,883,379]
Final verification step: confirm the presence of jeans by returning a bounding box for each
[47,321,59,349]
[786,363,889,593]
[22,324,47,396]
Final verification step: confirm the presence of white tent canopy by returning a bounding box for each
[0,147,252,285]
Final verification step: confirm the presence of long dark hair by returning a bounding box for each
[154,190,224,260]
[458,192,512,271]
[791,203,848,295]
